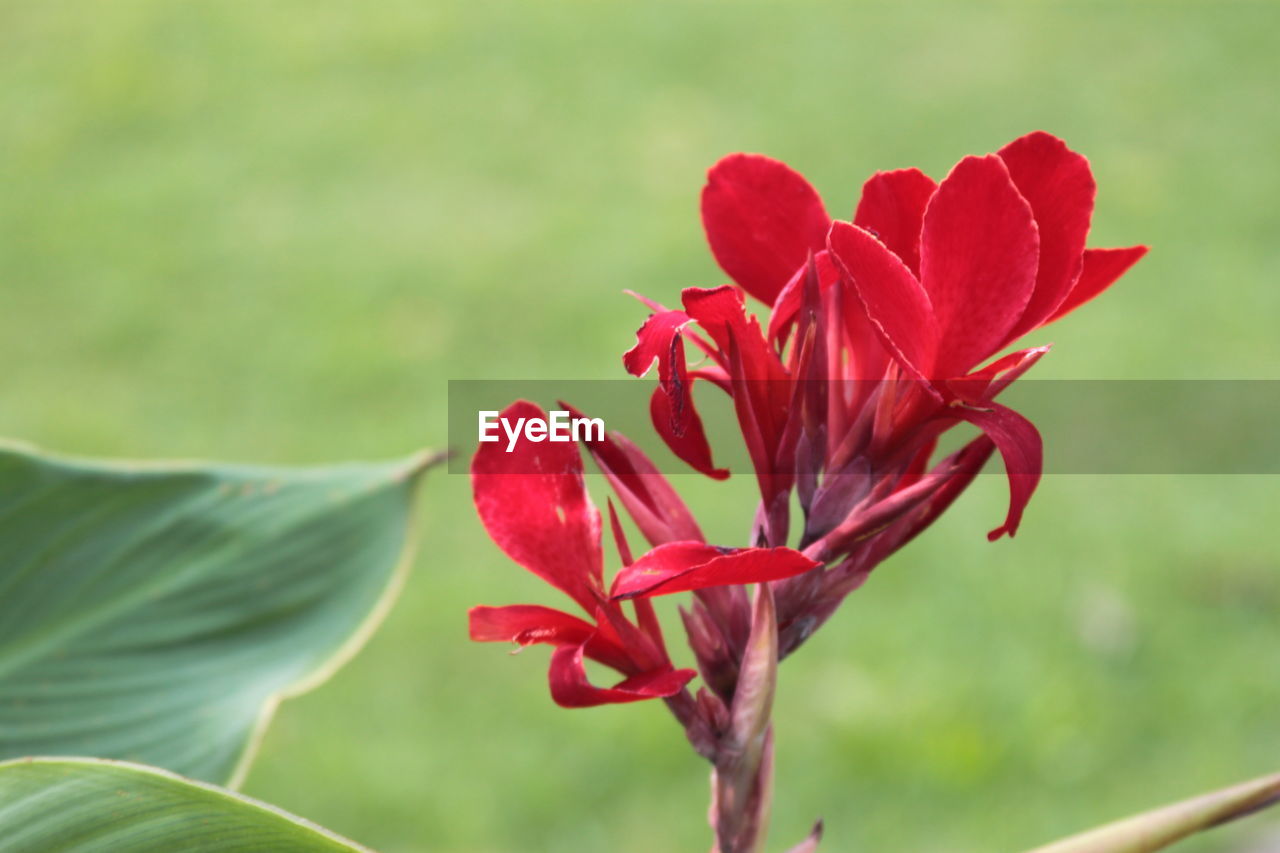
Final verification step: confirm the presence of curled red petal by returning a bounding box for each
[948,400,1042,540]
[827,220,939,382]
[853,167,937,277]
[472,400,603,612]
[1048,245,1149,323]
[623,309,693,389]
[997,131,1097,340]
[548,642,695,708]
[920,154,1040,377]
[612,541,820,600]
[701,153,831,306]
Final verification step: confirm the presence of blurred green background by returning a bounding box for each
[2,2,1278,851]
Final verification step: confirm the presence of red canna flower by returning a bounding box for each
[624,130,1146,656]
[470,133,1146,851]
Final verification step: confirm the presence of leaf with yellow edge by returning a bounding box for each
[0,757,368,851]
[0,442,442,786]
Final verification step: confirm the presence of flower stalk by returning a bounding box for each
[711,584,778,853]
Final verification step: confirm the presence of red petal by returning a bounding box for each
[852,167,937,277]
[623,309,693,390]
[472,401,603,612]
[548,642,694,707]
[622,304,731,480]
[469,604,597,645]
[626,292,723,365]
[950,345,1051,400]
[701,153,831,305]
[683,286,791,504]
[920,155,1040,377]
[681,286,782,379]
[1048,245,1149,323]
[468,604,633,672]
[650,383,729,480]
[948,401,1042,540]
[567,409,704,546]
[605,498,635,566]
[827,221,939,381]
[997,131,1096,339]
[612,541,820,599]
[623,309,728,479]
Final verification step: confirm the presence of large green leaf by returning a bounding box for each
[0,757,367,851]
[0,442,439,786]
[1026,770,1280,852]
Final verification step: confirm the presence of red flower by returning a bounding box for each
[628,131,1146,550]
[470,134,1146,850]
[469,401,817,707]
[624,132,1145,655]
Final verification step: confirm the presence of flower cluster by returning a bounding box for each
[468,130,1145,848]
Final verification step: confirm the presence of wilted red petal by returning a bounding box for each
[827,220,939,382]
[626,291,722,364]
[853,167,937,277]
[624,308,727,479]
[612,541,820,600]
[650,383,730,480]
[998,131,1096,339]
[472,400,603,613]
[548,642,695,708]
[920,155,1040,377]
[1048,245,1149,323]
[949,400,1042,540]
[701,153,831,306]
[623,309,693,390]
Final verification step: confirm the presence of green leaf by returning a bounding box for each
[0,442,440,786]
[0,757,367,851]
[1025,770,1280,853]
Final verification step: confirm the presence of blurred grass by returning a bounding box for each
[2,2,1278,851]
